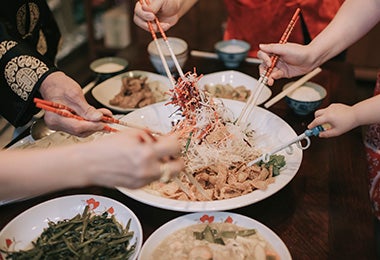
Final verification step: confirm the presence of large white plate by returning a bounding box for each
[198,70,272,105]
[91,70,172,113]
[138,212,291,259]
[117,99,302,212]
[0,195,143,260]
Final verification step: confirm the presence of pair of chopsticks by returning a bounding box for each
[139,1,211,199]
[139,0,184,87]
[33,98,146,133]
[237,8,301,125]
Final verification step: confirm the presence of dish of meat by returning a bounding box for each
[116,99,302,212]
[198,70,272,104]
[92,70,172,113]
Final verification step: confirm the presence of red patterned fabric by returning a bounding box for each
[223,0,343,57]
[365,72,380,220]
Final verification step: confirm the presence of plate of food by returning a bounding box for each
[198,70,272,104]
[91,70,172,113]
[138,212,291,259]
[0,195,143,260]
[116,98,302,212]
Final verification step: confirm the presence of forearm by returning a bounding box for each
[308,0,380,66]
[177,0,198,17]
[352,95,380,126]
[0,145,90,200]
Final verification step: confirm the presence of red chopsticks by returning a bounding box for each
[237,8,301,125]
[264,8,301,78]
[34,98,118,133]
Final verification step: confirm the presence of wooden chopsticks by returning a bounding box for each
[237,8,301,125]
[34,98,119,133]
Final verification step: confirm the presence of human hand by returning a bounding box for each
[307,103,358,138]
[39,71,113,137]
[134,0,181,32]
[257,43,317,86]
[83,129,184,189]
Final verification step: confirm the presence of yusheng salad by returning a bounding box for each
[146,70,286,201]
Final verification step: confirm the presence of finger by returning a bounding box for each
[257,50,272,67]
[153,135,182,157]
[44,112,105,136]
[314,108,325,117]
[98,108,113,117]
[82,106,104,121]
[158,159,185,183]
[133,16,151,31]
[136,1,156,19]
[318,129,336,138]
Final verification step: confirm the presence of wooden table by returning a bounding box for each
[0,1,376,257]
[1,48,375,259]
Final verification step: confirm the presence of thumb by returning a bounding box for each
[259,43,287,56]
[82,106,103,121]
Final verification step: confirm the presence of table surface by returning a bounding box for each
[0,4,376,258]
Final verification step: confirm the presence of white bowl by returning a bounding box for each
[138,212,291,260]
[148,37,188,75]
[0,195,143,259]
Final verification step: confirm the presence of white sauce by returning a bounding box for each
[289,86,321,101]
[93,63,125,73]
[220,45,246,53]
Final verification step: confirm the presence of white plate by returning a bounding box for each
[91,70,172,113]
[117,99,302,212]
[198,70,272,105]
[0,195,143,260]
[138,212,291,260]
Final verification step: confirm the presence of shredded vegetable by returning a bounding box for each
[145,69,286,201]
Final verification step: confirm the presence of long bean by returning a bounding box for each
[1,206,136,259]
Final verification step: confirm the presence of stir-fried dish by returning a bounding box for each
[151,222,279,260]
[145,70,286,201]
[204,83,251,101]
[0,206,137,259]
[109,75,167,108]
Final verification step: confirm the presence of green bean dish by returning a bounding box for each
[1,206,136,259]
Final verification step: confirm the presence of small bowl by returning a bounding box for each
[215,39,250,68]
[284,81,327,116]
[148,37,188,76]
[90,56,128,83]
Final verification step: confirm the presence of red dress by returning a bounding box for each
[365,72,380,220]
[223,0,344,57]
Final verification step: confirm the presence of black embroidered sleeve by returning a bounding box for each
[0,14,60,127]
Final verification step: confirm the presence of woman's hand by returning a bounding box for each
[39,71,113,137]
[307,103,358,138]
[257,43,318,86]
[134,0,181,32]
[81,129,184,189]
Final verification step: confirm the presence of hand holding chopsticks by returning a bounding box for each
[34,98,119,133]
[237,8,301,125]
[138,0,185,83]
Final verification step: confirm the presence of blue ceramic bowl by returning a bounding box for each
[284,81,327,116]
[215,39,250,68]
